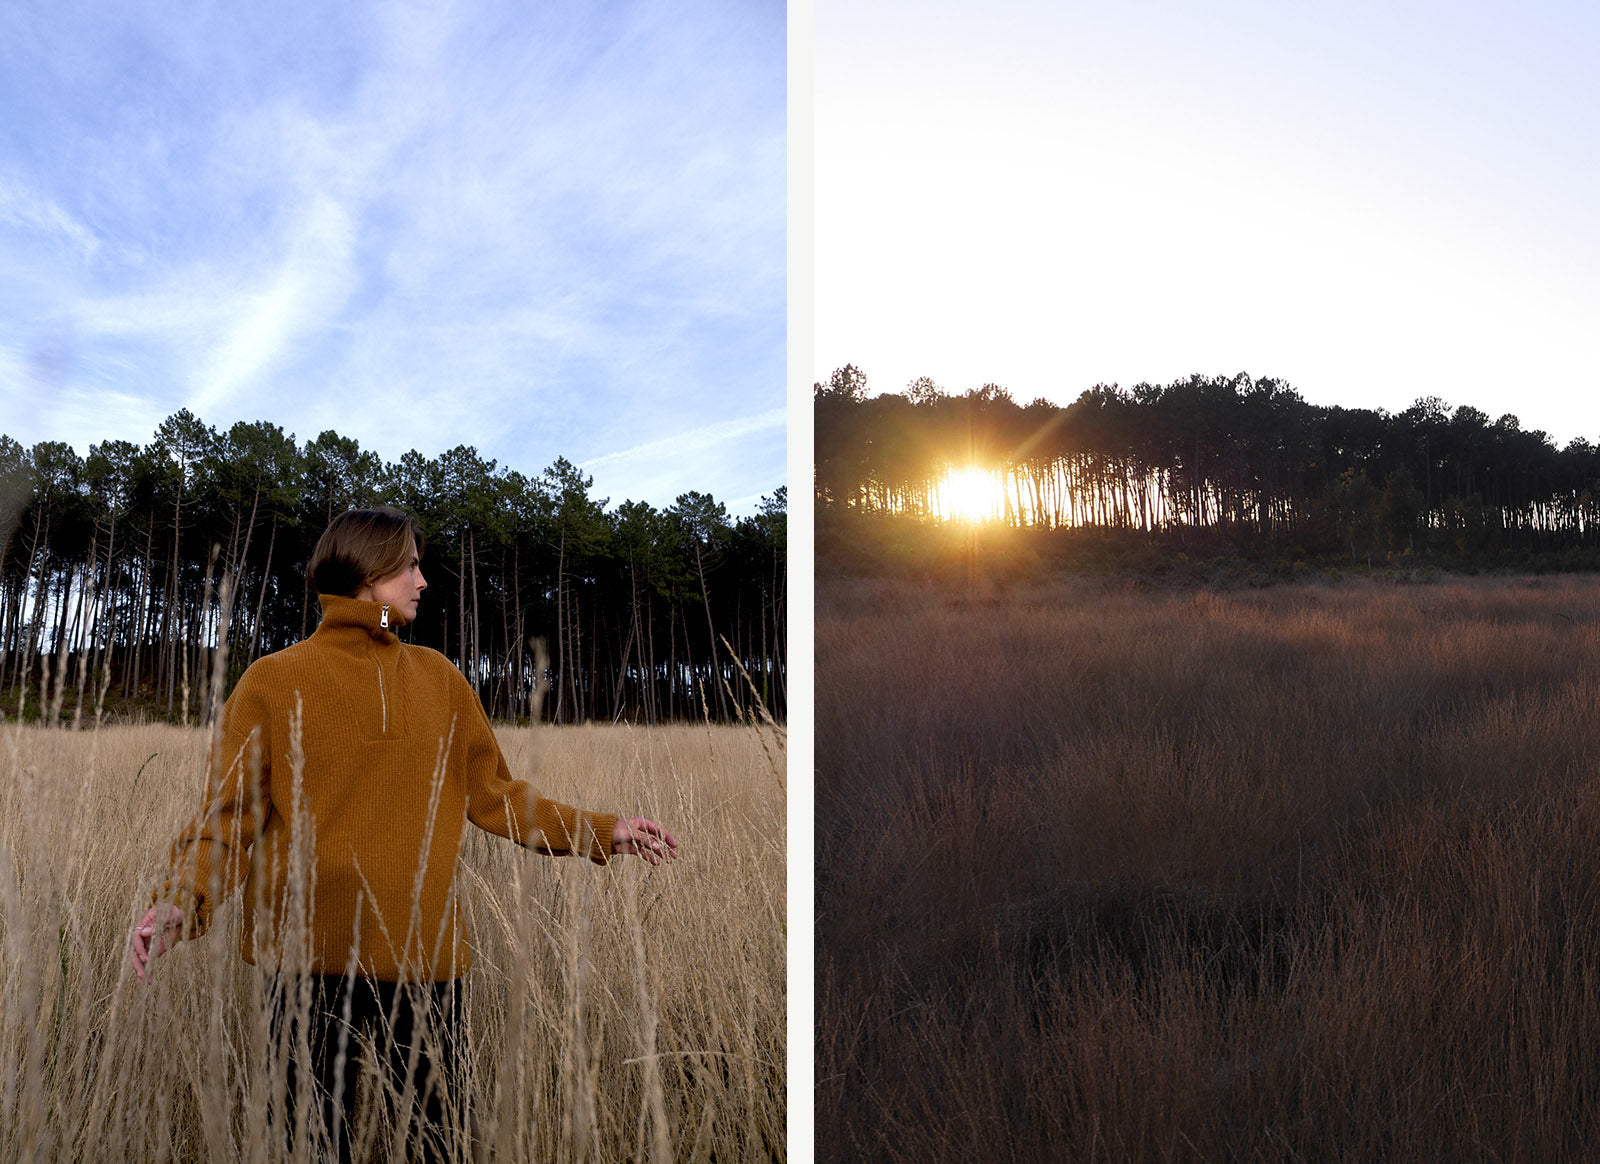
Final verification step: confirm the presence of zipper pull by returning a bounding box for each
[380,604,390,629]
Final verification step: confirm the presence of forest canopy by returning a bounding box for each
[815,365,1600,569]
[0,410,785,726]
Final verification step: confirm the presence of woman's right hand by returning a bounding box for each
[129,903,184,983]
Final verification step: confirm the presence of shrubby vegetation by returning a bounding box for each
[0,412,785,725]
[818,575,1600,1161]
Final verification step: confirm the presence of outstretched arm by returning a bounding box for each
[137,672,274,971]
[611,816,678,865]
[454,668,678,866]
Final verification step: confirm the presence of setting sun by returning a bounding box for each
[938,465,1001,523]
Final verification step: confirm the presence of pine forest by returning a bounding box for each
[816,365,1600,565]
[0,410,786,727]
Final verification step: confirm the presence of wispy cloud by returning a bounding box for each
[0,170,100,260]
[578,406,788,507]
[190,193,358,415]
[582,406,786,472]
[0,0,783,510]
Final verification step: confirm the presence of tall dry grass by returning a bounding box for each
[0,718,785,1162]
[818,574,1600,1162]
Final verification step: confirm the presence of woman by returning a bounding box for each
[128,506,676,1162]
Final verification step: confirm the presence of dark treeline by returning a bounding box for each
[816,365,1600,561]
[0,410,785,726]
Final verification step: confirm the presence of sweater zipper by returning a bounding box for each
[377,604,391,734]
[376,659,388,734]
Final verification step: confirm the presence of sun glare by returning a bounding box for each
[940,466,1001,523]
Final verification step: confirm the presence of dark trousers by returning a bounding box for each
[271,974,464,1164]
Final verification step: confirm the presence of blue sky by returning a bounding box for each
[816,0,1600,445]
[1,0,785,513]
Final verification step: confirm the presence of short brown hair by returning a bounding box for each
[308,507,425,598]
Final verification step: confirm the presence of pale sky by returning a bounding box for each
[1,0,785,513]
[815,0,1600,445]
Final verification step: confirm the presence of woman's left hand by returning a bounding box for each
[612,817,678,865]
[129,902,185,983]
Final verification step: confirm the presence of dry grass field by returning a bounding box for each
[0,718,785,1163]
[818,574,1600,1162]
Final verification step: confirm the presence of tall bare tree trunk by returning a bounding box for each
[468,527,480,693]
[46,564,76,725]
[163,471,185,714]
[71,536,99,729]
[205,572,236,729]
[457,529,470,685]
[666,604,677,722]
[127,522,155,701]
[645,598,658,724]
[512,543,524,720]
[497,544,513,718]
[249,514,277,661]
[8,504,49,701]
[554,527,567,723]
[611,567,640,724]
[693,541,727,720]
[186,544,219,727]
[87,512,116,710]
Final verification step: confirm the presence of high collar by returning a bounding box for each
[314,594,402,648]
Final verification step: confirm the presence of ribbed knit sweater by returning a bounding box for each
[160,594,618,980]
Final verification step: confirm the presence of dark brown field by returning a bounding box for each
[818,575,1600,1162]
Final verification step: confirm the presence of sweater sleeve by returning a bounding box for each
[456,676,617,864]
[156,669,275,937]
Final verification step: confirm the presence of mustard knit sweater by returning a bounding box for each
[160,594,618,981]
